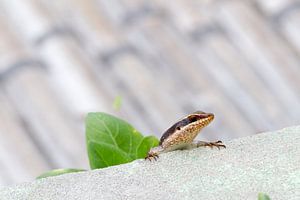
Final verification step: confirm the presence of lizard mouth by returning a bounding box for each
[205,113,214,122]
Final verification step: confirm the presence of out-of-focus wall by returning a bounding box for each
[0,0,299,187]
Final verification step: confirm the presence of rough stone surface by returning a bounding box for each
[1,126,299,200]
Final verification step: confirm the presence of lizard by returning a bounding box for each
[145,111,226,161]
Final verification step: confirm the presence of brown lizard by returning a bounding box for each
[145,111,226,161]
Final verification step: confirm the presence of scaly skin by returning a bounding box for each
[145,111,226,161]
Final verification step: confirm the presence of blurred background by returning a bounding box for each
[0,0,300,187]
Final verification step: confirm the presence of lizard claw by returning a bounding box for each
[145,153,159,161]
[204,141,226,150]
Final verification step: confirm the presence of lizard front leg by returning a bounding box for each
[145,146,164,161]
[187,140,226,150]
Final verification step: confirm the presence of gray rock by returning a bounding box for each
[1,126,299,200]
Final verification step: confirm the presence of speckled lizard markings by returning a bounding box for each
[145,111,226,161]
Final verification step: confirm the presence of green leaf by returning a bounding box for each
[86,112,159,169]
[36,168,86,179]
[136,135,160,158]
[258,193,271,200]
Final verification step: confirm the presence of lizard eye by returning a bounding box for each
[188,116,198,123]
[176,126,181,130]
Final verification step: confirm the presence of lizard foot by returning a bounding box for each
[203,140,226,150]
[145,153,159,161]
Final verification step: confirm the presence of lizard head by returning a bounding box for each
[186,111,214,127]
[175,111,214,133]
[159,111,214,145]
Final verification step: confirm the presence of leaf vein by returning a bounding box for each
[95,115,119,147]
[89,140,131,158]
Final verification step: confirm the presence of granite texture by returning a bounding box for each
[0,126,299,200]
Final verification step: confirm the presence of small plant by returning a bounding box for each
[37,112,159,179]
[258,193,271,200]
[86,112,159,169]
[36,169,86,179]
[112,95,122,111]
